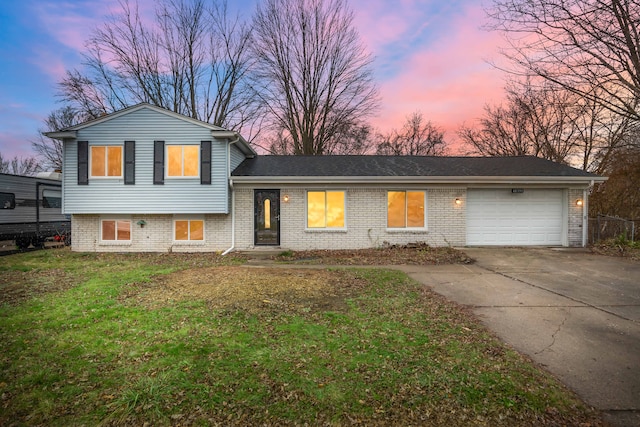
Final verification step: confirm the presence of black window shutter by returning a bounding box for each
[201,140,211,185]
[124,141,135,185]
[153,140,164,185]
[77,141,89,185]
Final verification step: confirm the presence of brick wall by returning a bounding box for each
[568,188,586,247]
[71,214,232,252]
[234,186,466,250]
[72,185,588,252]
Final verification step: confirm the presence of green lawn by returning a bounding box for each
[0,249,601,426]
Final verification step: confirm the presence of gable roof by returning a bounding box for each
[44,103,256,157]
[231,155,605,184]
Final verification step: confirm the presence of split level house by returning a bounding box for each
[45,103,606,253]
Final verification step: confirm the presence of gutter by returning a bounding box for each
[222,179,236,256]
[230,175,607,186]
[583,179,595,247]
[44,130,77,139]
[221,133,240,256]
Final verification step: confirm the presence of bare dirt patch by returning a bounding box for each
[272,243,472,265]
[123,266,370,313]
[0,269,80,306]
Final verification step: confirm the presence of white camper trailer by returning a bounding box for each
[0,172,70,249]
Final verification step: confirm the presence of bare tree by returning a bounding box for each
[570,90,632,174]
[32,106,82,171]
[0,152,42,176]
[376,112,447,156]
[487,0,640,123]
[328,123,373,155]
[459,81,581,164]
[251,0,379,155]
[590,144,640,220]
[58,0,259,139]
[458,102,532,157]
[460,78,636,172]
[264,123,372,155]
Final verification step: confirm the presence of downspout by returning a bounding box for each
[222,134,240,256]
[582,180,594,247]
[222,179,235,255]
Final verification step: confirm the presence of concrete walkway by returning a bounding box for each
[396,248,640,427]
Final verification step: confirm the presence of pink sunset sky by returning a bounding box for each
[0,0,508,162]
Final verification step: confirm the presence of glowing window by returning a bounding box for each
[175,220,204,241]
[167,145,199,177]
[307,191,345,228]
[101,220,131,241]
[91,146,122,177]
[264,199,271,229]
[387,191,425,228]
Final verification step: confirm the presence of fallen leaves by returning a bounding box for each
[272,243,473,265]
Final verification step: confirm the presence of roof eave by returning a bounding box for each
[210,130,256,157]
[44,131,78,139]
[65,103,229,132]
[231,175,607,185]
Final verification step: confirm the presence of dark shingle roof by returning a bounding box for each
[231,155,600,178]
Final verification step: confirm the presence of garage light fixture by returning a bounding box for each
[283,194,290,203]
[455,198,462,205]
[576,199,583,207]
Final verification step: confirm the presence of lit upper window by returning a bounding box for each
[91,146,122,177]
[167,145,199,177]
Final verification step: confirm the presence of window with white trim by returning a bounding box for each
[387,191,426,228]
[101,219,131,242]
[91,146,123,178]
[167,145,199,177]
[174,219,204,241]
[307,190,345,229]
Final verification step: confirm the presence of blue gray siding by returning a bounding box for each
[63,107,236,214]
[230,144,246,171]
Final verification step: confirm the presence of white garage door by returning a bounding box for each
[467,189,564,246]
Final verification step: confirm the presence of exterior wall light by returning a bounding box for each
[455,198,462,205]
[283,194,290,203]
[576,199,583,207]
[137,219,147,228]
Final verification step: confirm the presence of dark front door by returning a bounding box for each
[254,189,280,246]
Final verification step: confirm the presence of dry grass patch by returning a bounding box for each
[122,266,369,313]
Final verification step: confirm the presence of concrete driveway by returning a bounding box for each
[397,248,640,427]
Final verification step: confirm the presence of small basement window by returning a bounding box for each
[101,219,131,242]
[174,219,204,241]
